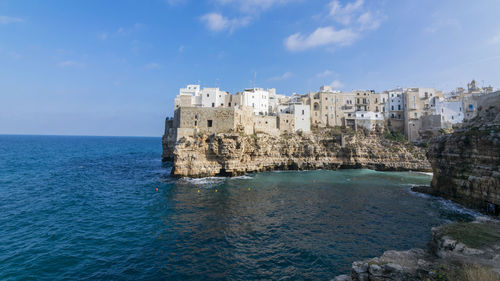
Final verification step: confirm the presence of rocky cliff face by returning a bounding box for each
[163,129,430,178]
[427,105,500,215]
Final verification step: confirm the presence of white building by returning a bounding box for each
[433,99,464,124]
[200,87,228,108]
[355,111,384,131]
[388,88,404,119]
[174,84,228,109]
[290,104,310,132]
[241,88,270,115]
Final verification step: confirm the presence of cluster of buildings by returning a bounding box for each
[166,80,497,143]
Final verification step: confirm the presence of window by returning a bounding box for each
[194,121,198,126]
[207,94,210,97]
[391,113,395,118]
[195,114,198,119]
[361,114,364,117]
[363,98,367,104]
[391,94,394,97]
[220,103,224,106]
[375,114,378,118]
[375,98,378,103]
[325,106,328,110]
[212,103,215,107]
[376,106,379,112]
[357,98,360,103]
[398,105,401,110]
[302,110,305,115]
[414,113,417,118]
[228,102,231,106]
[325,97,328,100]
[468,104,474,110]
[252,103,255,108]
[392,105,394,110]
[207,120,213,127]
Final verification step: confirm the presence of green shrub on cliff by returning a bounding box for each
[384,130,406,142]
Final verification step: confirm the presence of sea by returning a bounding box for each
[0,135,480,280]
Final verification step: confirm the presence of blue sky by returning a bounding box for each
[1,0,499,136]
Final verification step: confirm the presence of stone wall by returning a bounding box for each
[253,115,279,136]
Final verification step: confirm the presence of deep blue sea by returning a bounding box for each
[0,135,478,280]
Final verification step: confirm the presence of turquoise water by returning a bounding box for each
[0,135,477,280]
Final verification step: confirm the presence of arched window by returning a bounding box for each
[313,102,319,110]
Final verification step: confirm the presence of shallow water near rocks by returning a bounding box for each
[0,135,478,280]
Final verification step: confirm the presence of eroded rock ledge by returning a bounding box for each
[164,129,430,178]
[333,220,500,281]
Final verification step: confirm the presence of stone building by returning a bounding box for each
[278,103,311,132]
[355,111,384,131]
[403,88,443,142]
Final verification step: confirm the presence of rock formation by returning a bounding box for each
[332,220,500,281]
[427,101,500,215]
[163,129,430,178]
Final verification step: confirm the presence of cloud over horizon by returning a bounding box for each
[285,0,384,51]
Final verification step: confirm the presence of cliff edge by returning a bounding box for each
[163,129,430,178]
[427,96,500,215]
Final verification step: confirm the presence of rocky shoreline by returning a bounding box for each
[332,219,500,281]
[163,129,431,178]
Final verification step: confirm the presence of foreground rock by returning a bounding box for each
[164,129,430,178]
[332,220,500,281]
[427,96,500,215]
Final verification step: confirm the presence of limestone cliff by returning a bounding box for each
[427,103,500,215]
[163,129,430,178]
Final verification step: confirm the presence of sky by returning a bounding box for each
[1,0,500,136]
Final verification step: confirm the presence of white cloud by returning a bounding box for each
[316,70,334,78]
[0,16,24,24]
[200,13,251,33]
[143,62,161,70]
[269,71,293,81]
[329,80,344,89]
[285,0,383,51]
[98,32,108,40]
[216,0,296,13]
[58,61,84,68]
[166,0,186,5]
[285,26,358,51]
[488,33,500,45]
[424,18,460,33]
[357,12,381,31]
[328,0,364,25]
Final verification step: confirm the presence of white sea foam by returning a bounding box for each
[178,177,226,187]
[230,175,253,180]
[407,185,484,218]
